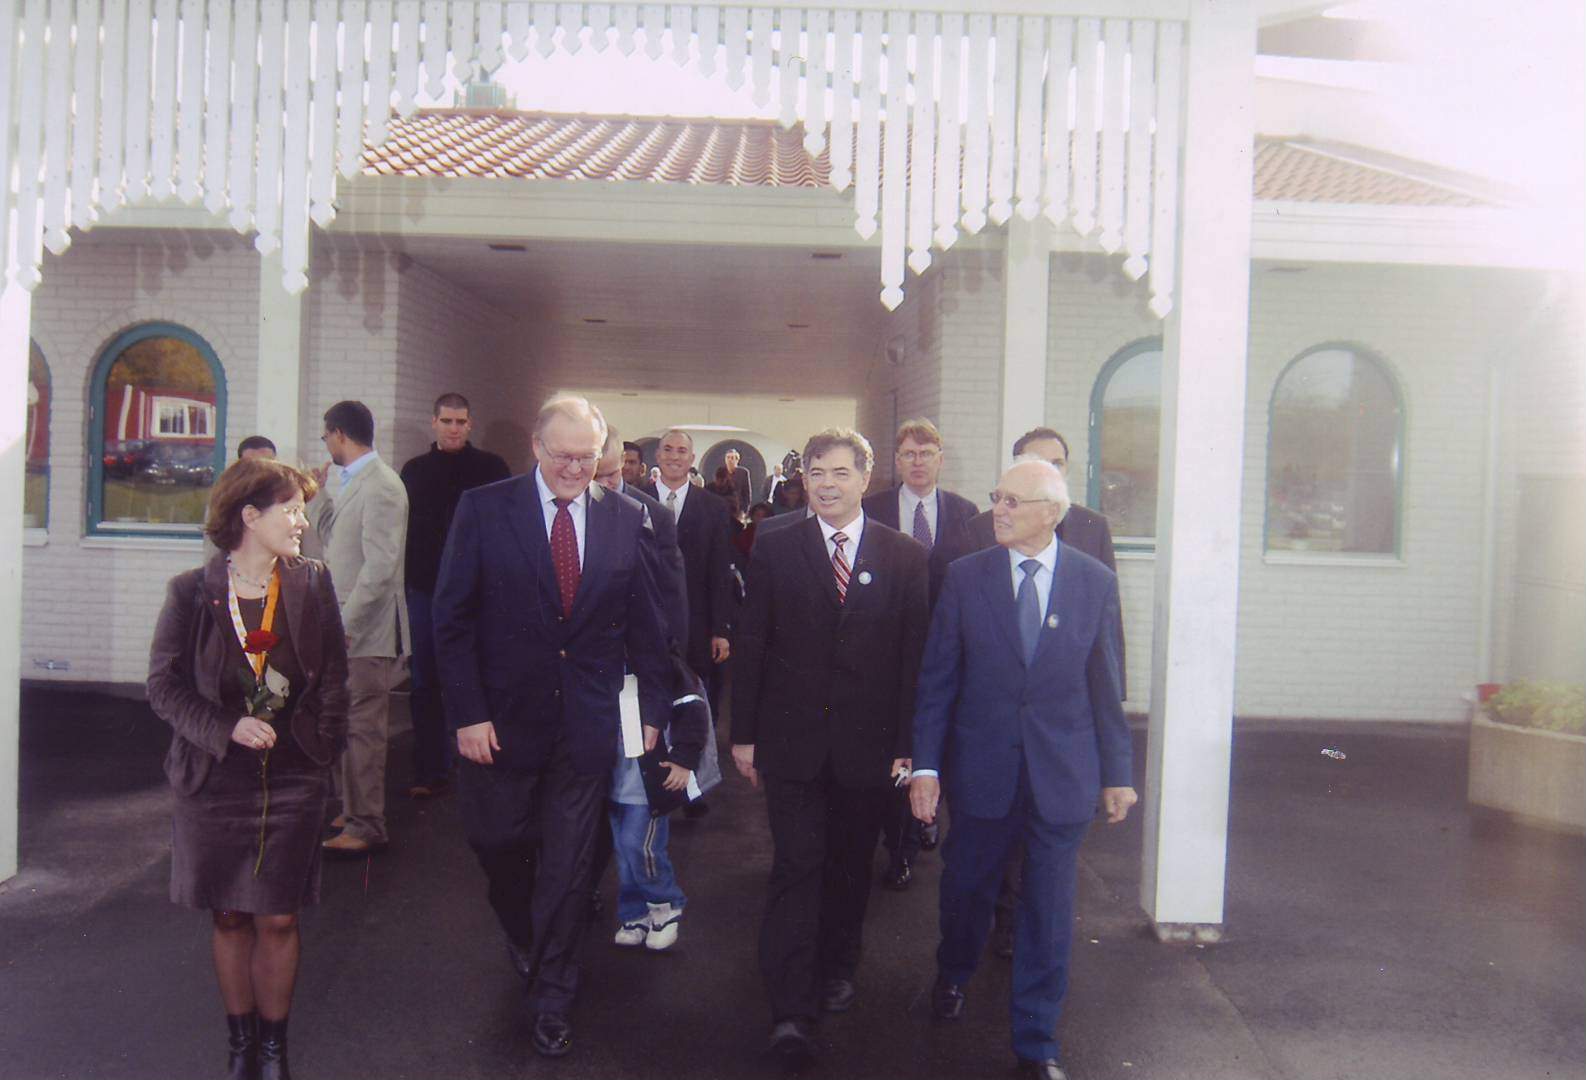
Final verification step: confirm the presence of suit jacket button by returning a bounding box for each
[558,649,567,659]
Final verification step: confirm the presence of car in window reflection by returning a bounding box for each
[103,439,151,479]
[137,442,216,486]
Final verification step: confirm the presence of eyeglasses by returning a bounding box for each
[542,451,600,470]
[899,449,939,463]
[989,491,1056,511]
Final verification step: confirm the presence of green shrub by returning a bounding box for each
[1489,681,1586,735]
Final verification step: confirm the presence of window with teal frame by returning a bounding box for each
[25,340,50,531]
[88,323,227,538]
[1265,344,1403,556]
[1088,338,1162,547]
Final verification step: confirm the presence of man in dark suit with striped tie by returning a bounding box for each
[731,428,931,1065]
[433,396,671,1060]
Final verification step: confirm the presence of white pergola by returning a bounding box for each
[0,0,1346,940]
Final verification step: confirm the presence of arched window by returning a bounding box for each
[88,323,226,537]
[1088,339,1162,543]
[1266,345,1403,555]
[24,341,50,530]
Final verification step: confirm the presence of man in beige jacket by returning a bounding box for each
[309,400,410,855]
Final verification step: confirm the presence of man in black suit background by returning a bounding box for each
[731,428,930,1064]
[860,417,980,890]
[619,440,648,489]
[723,447,754,519]
[652,428,736,726]
[432,396,671,1059]
[950,426,1125,958]
[595,427,688,648]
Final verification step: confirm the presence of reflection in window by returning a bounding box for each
[25,341,49,529]
[92,326,225,533]
[1089,341,1161,541]
[1266,347,1401,555]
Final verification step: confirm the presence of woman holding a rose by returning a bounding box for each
[147,458,348,1080]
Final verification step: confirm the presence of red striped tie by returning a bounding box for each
[831,531,851,604]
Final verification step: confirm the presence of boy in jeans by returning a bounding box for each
[610,650,711,950]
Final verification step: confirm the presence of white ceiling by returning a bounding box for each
[390,235,893,396]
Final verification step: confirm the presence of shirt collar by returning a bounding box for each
[340,449,378,480]
[818,511,864,546]
[901,485,936,511]
[659,477,691,498]
[534,466,588,510]
[1008,534,1059,575]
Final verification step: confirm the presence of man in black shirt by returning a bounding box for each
[400,393,511,798]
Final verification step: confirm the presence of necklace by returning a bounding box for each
[227,557,278,591]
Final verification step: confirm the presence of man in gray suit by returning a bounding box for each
[310,400,410,856]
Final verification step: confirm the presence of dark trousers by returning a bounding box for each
[457,739,607,1014]
[880,784,923,869]
[759,766,889,1023]
[937,770,1089,1063]
[405,588,453,786]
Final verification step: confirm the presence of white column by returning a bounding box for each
[999,216,1050,471]
[0,279,32,883]
[1140,0,1255,940]
[258,249,304,462]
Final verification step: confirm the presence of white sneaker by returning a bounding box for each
[614,922,648,947]
[645,902,681,951]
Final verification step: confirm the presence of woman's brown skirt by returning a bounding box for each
[171,746,330,914]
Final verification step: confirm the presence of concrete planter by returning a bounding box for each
[1468,713,1586,833]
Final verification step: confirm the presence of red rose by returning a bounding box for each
[243,629,280,654]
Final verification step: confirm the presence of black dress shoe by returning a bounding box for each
[1016,1057,1069,1080]
[881,860,912,891]
[769,1019,816,1065]
[993,922,1015,959]
[532,1012,573,1058]
[931,979,966,1021]
[919,822,940,851]
[820,977,856,1013]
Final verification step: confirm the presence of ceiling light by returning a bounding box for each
[582,317,608,324]
[786,322,810,329]
[487,242,527,252]
[811,252,844,261]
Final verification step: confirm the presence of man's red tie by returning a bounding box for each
[550,498,581,617]
[831,531,851,604]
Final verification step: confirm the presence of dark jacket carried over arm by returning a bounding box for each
[147,555,350,795]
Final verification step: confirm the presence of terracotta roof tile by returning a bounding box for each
[362,110,1495,207]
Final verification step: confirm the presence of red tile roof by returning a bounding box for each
[363,110,1496,208]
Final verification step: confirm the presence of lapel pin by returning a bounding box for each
[857,571,873,585]
[1046,614,1059,629]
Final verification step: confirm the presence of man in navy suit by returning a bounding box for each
[910,458,1137,1080]
[861,417,980,889]
[433,396,671,1060]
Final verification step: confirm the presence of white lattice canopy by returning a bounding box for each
[0,0,1184,313]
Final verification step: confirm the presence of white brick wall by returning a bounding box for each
[24,233,261,684]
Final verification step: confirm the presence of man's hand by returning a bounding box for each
[1101,786,1138,824]
[457,721,500,766]
[909,775,941,824]
[711,636,731,663]
[731,743,758,788]
[643,725,661,752]
[310,463,330,488]
[660,762,692,792]
[891,757,912,780]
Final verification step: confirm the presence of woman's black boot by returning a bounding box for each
[224,1012,258,1080]
[257,1016,292,1080]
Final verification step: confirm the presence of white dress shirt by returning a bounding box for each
[899,485,938,545]
[1008,534,1059,617]
[534,467,589,566]
[657,478,692,520]
[817,511,865,564]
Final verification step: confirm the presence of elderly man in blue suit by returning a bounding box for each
[909,458,1137,1080]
